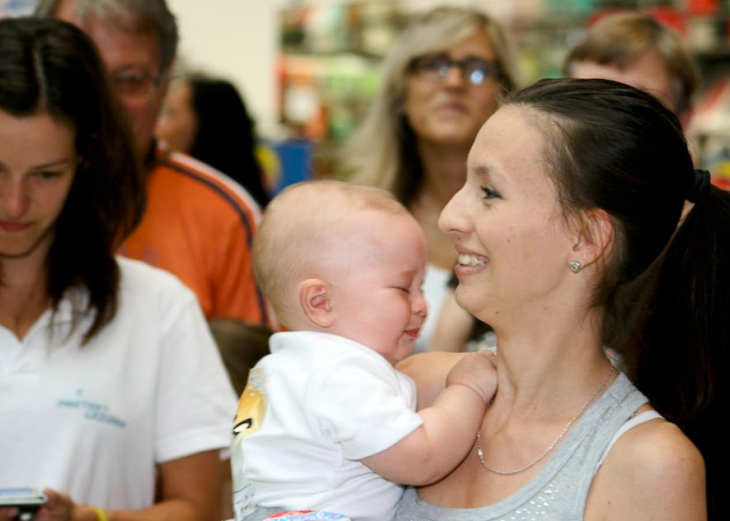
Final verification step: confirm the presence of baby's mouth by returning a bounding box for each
[405,328,421,339]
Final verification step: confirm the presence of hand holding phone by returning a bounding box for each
[0,488,48,521]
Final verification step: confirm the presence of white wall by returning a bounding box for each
[168,0,285,137]
[166,0,516,138]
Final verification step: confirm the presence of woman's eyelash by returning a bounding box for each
[481,185,500,199]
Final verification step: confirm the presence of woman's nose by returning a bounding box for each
[0,178,30,219]
[438,188,468,235]
[443,65,466,89]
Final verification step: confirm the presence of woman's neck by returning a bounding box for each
[410,140,471,269]
[0,251,51,340]
[489,306,613,419]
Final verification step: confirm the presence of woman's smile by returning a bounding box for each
[454,244,489,276]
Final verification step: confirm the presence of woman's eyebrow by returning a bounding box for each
[29,158,74,171]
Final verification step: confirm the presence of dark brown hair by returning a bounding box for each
[0,17,145,341]
[508,78,729,517]
[187,75,269,207]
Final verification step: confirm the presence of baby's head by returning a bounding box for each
[254,180,428,365]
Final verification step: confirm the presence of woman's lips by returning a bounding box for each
[437,102,469,114]
[0,221,32,232]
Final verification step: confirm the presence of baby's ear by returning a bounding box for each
[299,278,335,328]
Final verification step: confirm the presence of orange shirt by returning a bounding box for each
[120,145,270,326]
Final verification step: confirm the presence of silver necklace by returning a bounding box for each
[476,367,615,476]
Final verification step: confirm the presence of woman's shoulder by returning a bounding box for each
[588,408,706,520]
[397,352,468,379]
[116,257,198,307]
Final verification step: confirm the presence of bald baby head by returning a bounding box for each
[253,180,414,326]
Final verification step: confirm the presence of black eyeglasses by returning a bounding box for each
[111,67,162,99]
[408,54,502,87]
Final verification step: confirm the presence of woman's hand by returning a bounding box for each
[0,490,93,521]
[0,507,19,521]
[34,490,79,521]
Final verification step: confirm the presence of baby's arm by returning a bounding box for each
[360,350,496,485]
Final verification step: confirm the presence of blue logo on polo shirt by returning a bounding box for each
[56,388,127,428]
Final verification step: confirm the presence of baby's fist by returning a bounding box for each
[445,350,497,404]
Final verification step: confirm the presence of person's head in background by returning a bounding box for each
[564,11,699,126]
[157,75,270,207]
[0,16,144,340]
[209,318,272,396]
[35,0,178,156]
[253,181,428,366]
[345,5,519,206]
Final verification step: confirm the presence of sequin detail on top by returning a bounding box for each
[393,373,648,521]
[495,482,558,521]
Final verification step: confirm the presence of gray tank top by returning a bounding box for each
[393,372,647,521]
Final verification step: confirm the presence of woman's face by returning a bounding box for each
[0,110,77,261]
[156,79,198,153]
[438,106,576,322]
[403,32,503,149]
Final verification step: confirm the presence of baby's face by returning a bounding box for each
[327,211,428,365]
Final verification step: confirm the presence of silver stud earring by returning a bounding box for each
[569,260,581,273]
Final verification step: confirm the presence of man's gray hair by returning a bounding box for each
[35,0,179,75]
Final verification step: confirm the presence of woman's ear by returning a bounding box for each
[570,209,614,269]
[299,278,335,328]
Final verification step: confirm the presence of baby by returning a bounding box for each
[232,181,496,521]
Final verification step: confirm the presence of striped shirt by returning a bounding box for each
[120,143,270,326]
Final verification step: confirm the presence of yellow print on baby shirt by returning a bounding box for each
[233,369,267,438]
[232,368,268,521]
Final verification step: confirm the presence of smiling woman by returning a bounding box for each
[440,106,575,322]
[391,78,730,521]
[0,16,235,521]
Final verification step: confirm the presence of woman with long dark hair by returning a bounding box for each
[157,75,270,207]
[393,78,722,520]
[0,17,235,521]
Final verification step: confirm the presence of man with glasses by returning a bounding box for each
[36,0,270,328]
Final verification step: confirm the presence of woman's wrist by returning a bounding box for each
[74,505,104,521]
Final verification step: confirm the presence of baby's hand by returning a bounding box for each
[445,350,497,404]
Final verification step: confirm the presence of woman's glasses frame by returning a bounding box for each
[408,53,503,88]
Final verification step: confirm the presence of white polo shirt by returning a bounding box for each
[0,258,237,509]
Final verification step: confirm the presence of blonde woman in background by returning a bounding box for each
[344,6,519,351]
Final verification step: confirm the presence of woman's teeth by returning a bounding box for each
[458,254,487,267]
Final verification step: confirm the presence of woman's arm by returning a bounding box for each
[35,451,222,521]
[586,417,706,521]
[397,352,468,409]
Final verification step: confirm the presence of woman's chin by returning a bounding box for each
[454,286,481,316]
